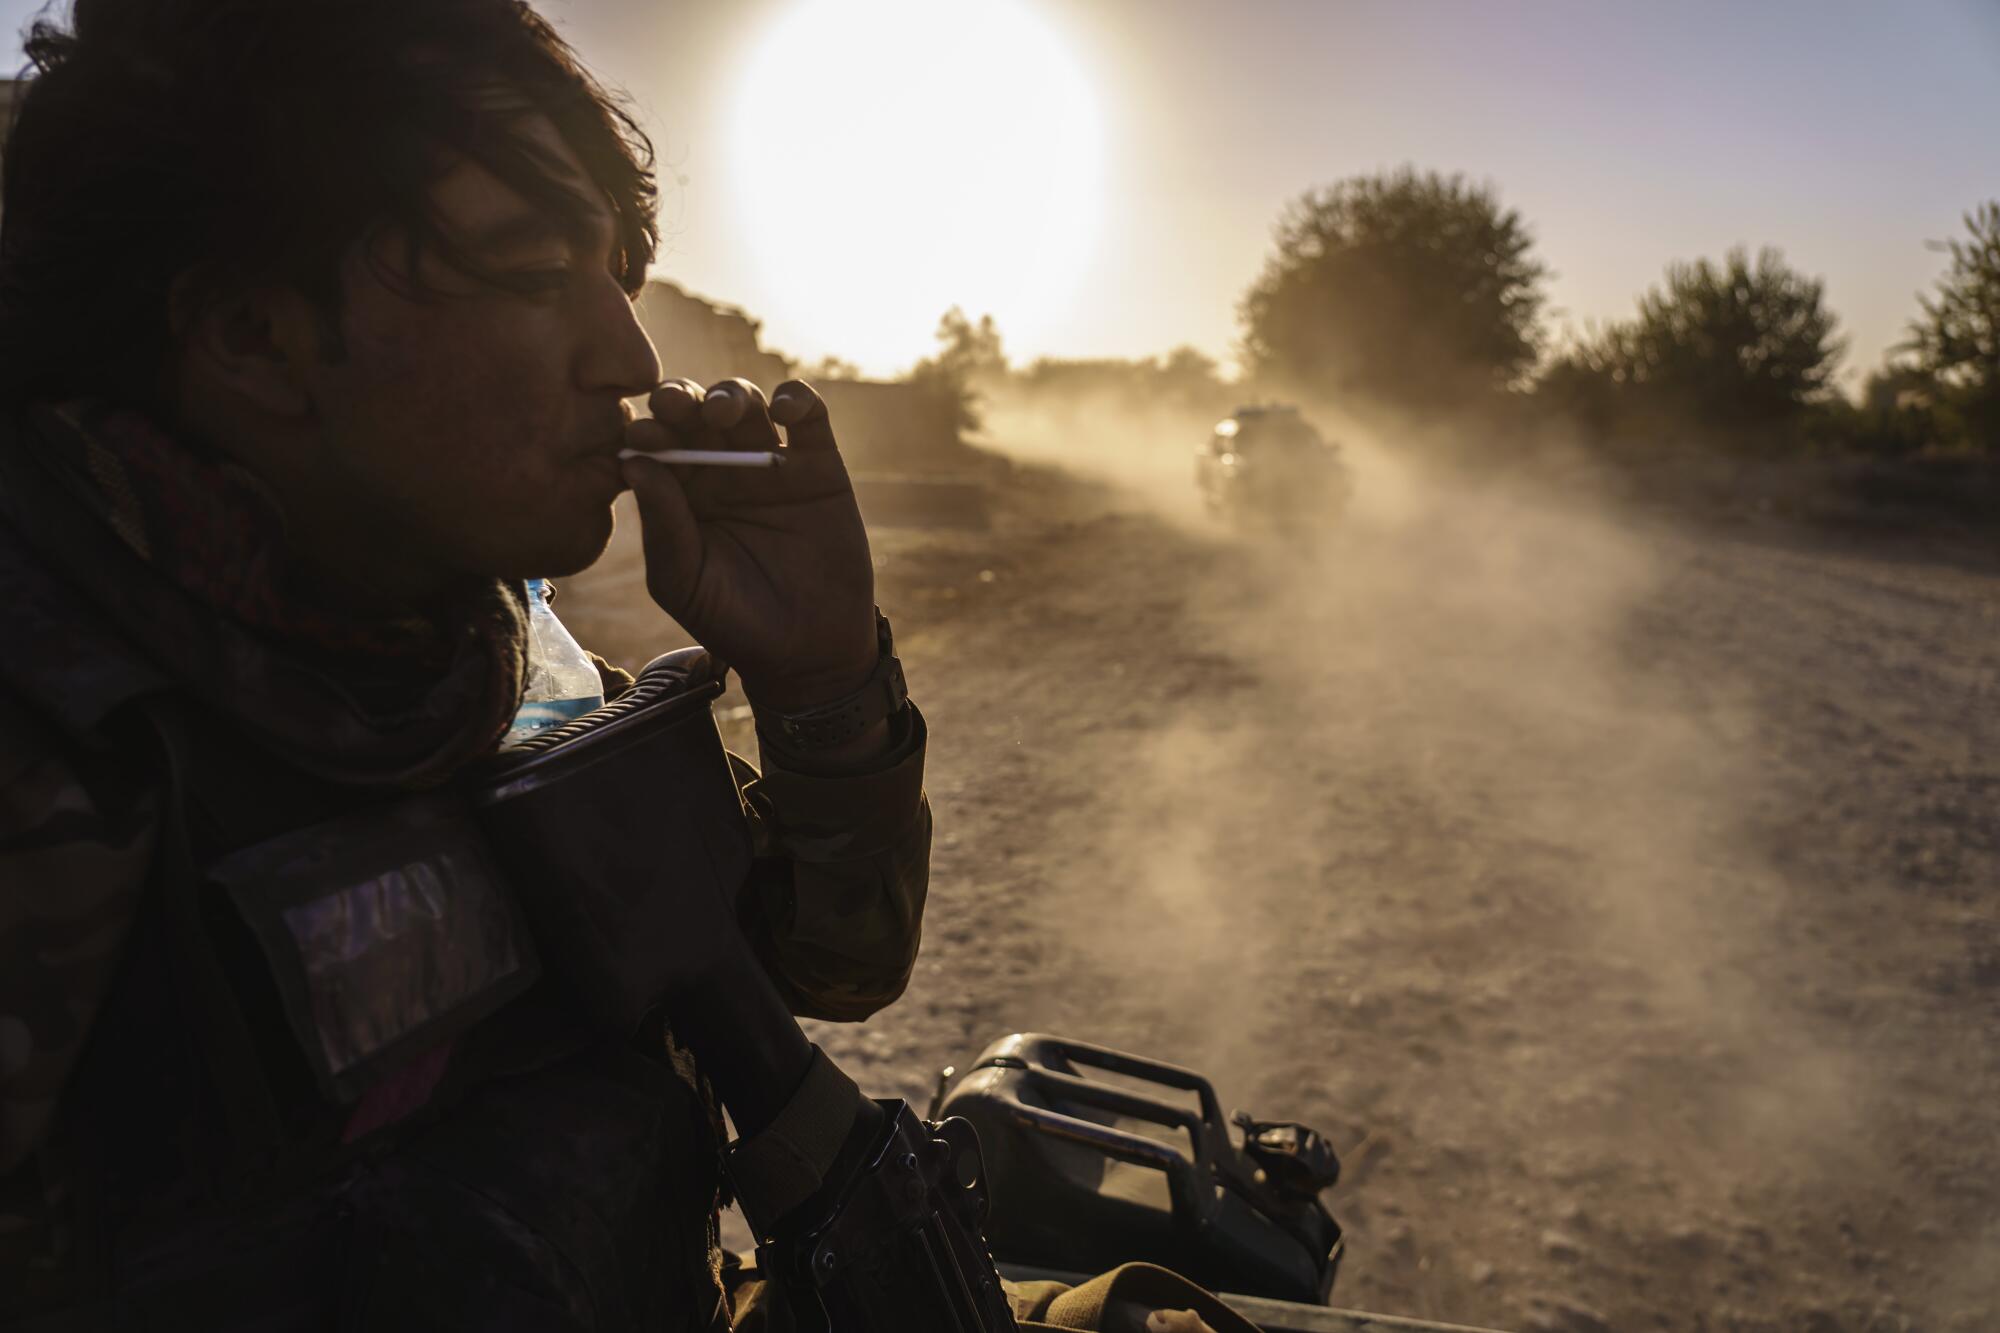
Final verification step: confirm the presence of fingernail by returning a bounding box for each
[703,397,748,429]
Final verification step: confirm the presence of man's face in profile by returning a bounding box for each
[294,113,661,586]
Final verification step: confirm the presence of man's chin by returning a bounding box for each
[498,502,617,581]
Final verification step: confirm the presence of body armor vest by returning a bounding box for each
[155,646,748,1162]
[30,649,749,1330]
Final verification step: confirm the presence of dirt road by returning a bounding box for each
[561,449,1999,1333]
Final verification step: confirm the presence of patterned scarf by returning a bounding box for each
[0,401,528,789]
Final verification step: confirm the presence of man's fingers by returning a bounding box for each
[700,378,782,451]
[1145,1311,1215,1333]
[623,415,673,452]
[641,376,820,463]
[699,379,750,431]
[770,379,836,453]
[619,455,704,614]
[1106,1302,1219,1333]
[647,377,706,426]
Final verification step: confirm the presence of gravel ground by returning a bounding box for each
[560,448,2000,1333]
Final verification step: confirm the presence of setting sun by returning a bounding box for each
[725,0,1102,373]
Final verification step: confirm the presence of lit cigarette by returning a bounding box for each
[618,447,785,468]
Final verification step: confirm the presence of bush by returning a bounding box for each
[1546,247,1845,450]
[1237,168,1548,414]
[1823,365,1938,458]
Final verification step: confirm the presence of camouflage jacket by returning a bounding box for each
[0,404,931,1321]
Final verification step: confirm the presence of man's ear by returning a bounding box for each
[172,275,325,421]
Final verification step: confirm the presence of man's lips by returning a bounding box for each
[572,434,630,491]
[578,424,631,464]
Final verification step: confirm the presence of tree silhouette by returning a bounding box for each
[1237,168,1548,412]
[1012,345,1231,417]
[1557,247,1843,441]
[1905,202,2000,452]
[908,307,1007,433]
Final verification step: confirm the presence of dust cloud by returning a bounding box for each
[569,372,1995,1325]
[978,384,1784,1014]
[961,381,1950,1323]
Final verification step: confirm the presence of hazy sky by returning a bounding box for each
[5,0,1997,382]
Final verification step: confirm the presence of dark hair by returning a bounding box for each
[0,0,658,412]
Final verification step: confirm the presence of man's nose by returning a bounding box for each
[576,272,662,398]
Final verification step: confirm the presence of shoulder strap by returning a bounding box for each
[130,696,289,1180]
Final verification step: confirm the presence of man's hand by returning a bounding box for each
[1110,1308,1217,1333]
[621,378,877,716]
[1146,1311,1217,1333]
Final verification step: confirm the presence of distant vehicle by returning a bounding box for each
[1195,405,1351,533]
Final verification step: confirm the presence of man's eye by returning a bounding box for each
[510,267,574,295]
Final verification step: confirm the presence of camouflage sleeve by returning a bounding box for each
[0,690,159,1173]
[734,706,932,1023]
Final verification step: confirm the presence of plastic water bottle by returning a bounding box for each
[503,578,606,745]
